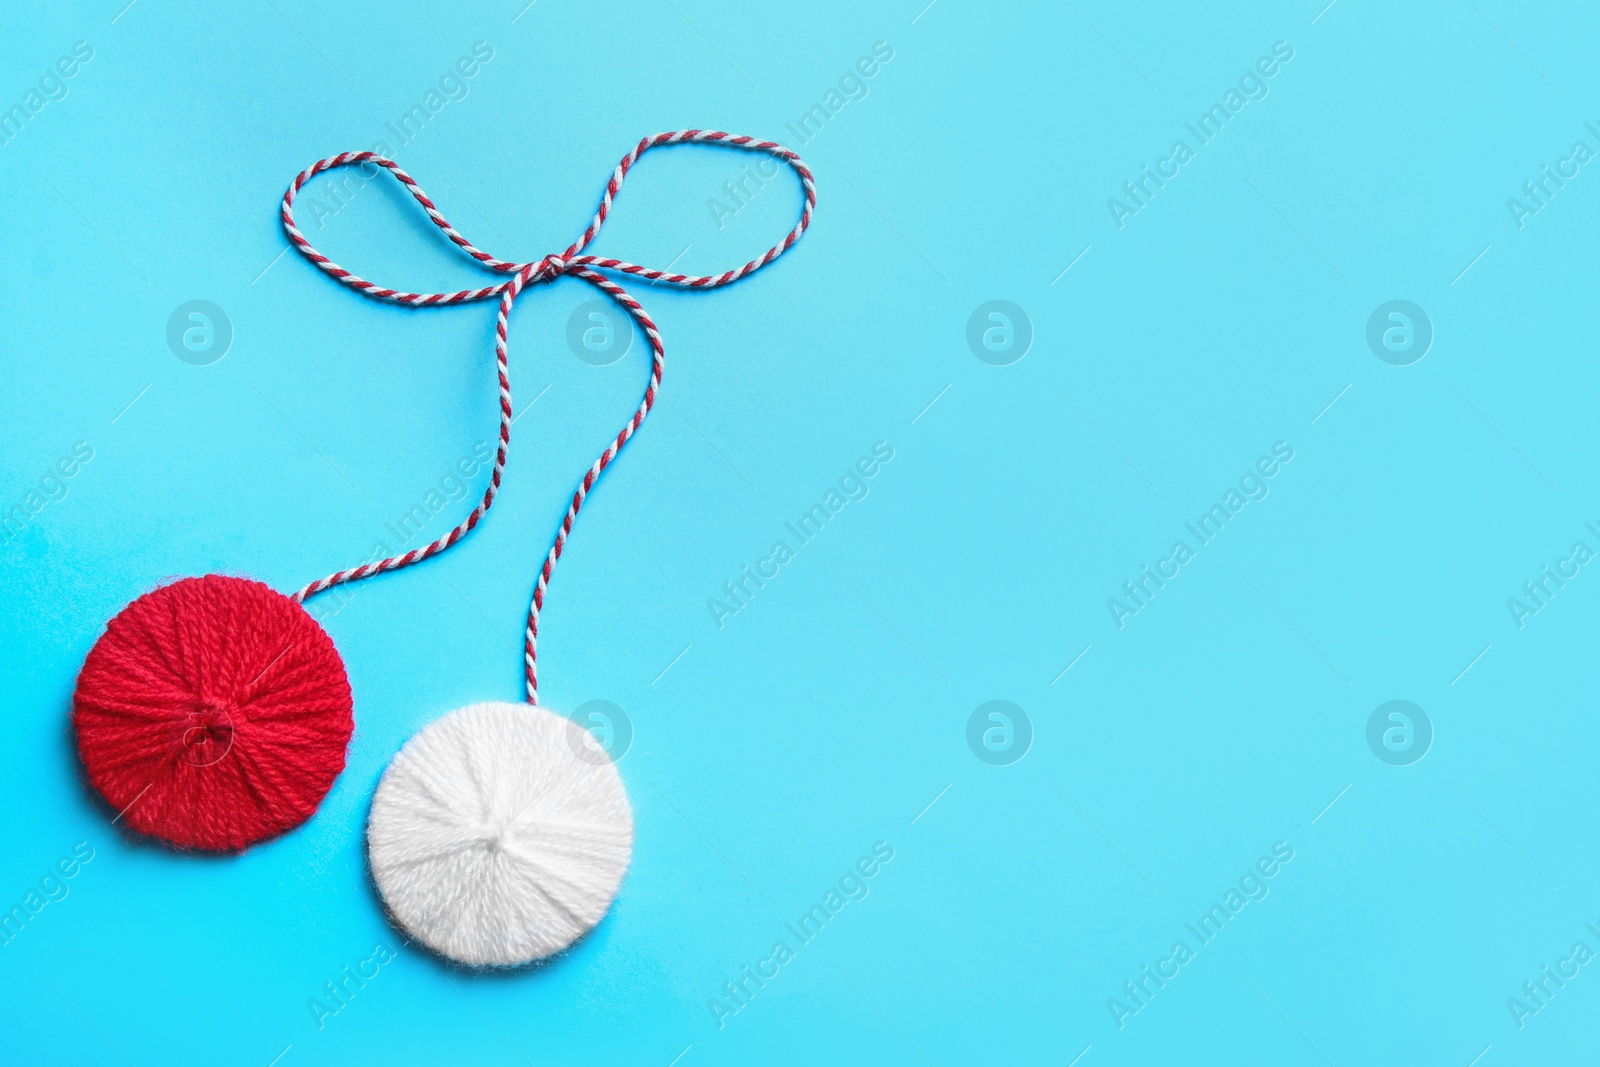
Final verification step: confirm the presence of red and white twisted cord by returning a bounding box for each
[279,130,816,704]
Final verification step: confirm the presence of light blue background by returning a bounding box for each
[2,1,1596,1063]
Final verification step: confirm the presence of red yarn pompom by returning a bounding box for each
[74,574,354,852]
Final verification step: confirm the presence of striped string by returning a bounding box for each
[279,130,816,704]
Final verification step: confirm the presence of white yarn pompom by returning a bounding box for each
[367,701,633,967]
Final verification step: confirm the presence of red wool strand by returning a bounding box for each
[74,576,353,852]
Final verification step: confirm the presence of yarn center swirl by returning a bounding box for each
[181,700,237,767]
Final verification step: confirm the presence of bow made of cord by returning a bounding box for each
[279,130,815,704]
